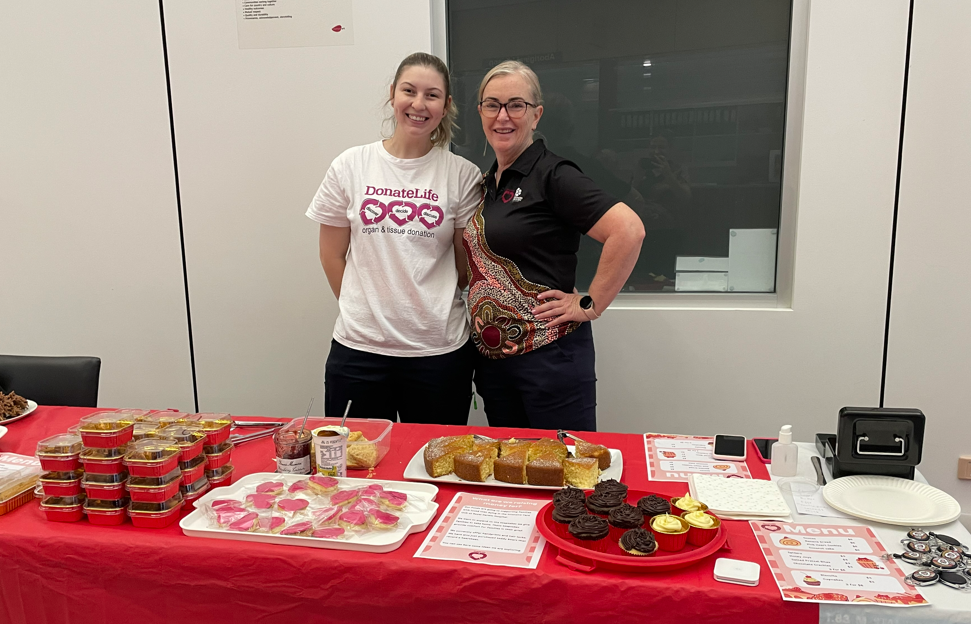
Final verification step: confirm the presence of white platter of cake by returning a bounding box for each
[180,473,439,553]
[402,435,624,490]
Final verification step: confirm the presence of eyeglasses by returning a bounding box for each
[478,99,536,119]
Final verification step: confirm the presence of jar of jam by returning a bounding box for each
[273,428,312,475]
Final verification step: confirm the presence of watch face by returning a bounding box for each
[579,296,593,309]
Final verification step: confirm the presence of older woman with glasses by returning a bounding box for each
[464,61,645,432]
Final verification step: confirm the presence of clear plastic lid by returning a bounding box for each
[81,472,128,485]
[127,467,182,489]
[40,470,85,483]
[131,422,162,441]
[157,425,207,447]
[84,498,127,511]
[129,493,183,513]
[0,453,44,501]
[41,494,85,508]
[124,438,180,463]
[36,434,83,456]
[80,446,125,461]
[196,414,232,431]
[114,409,155,422]
[203,441,234,456]
[152,412,194,426]
[78,412,135,432]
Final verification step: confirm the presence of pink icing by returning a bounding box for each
[311,527,346,539]
[308,475,339,490]
[311,506,341,525]
[215,509,248,526]
[349,497,379,512]
[288,481,309,493]
[245,493,277,510]
[211,499,245,510]
[228,512,258,532]
[338,510,366,526]
[361,484,384,496]
[276,498,309,512]
[258,516,285,532]
[367,509,399,528]
[378,490,408,508]
[255,481,284,494]
[331,489,359,506]
[280,520,313,536]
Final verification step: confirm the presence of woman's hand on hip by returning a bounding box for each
[532,290,596,327]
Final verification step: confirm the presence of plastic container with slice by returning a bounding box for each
[196,414,232,446]
[84,497,128,526]
[123,438,181,477]
[158,425,206,462]
[78,412,136,448]
[80,446,126,475]
[0,453,44,516]
[41,494,86,522]
[293,417,393,470]
[131,422,162,441]
[206,464,234,488]
[39,470,84,497]
[128,493,184,528]
[203,441,234,470]
[35,434,83,472]
[179,454,207,485]
[82,472,128,500]
[181,475,211,508]
[127,468,182,503]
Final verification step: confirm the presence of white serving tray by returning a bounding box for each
[180,472,439,553]
[402,443,624,490]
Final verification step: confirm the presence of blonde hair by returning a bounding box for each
[477,60,544,106]
[387,53,458,148]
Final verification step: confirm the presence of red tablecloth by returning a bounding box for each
[0,407,818,624]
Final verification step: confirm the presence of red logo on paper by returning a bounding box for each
[332,25,345,32]
[468,552,487,561]
[761,523,782,532]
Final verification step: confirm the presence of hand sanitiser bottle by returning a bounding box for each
[770,425,798,477]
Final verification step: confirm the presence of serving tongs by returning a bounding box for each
[231,420,285,429]
[229,428,279,446]
[472,434,542,443]
[557,430,585,444]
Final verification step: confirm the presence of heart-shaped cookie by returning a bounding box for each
[277,498,310,512]
[245,493,277,510]
[255,481,284,495]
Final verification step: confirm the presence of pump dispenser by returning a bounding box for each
[770,425,798,477]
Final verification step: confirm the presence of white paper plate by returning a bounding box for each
[402,443,623,490]
[822,475,962,526]
[0,400,37,425]
[180,473,439,553]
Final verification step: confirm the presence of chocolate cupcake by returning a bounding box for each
[585,491,624,517]
[593,478,628,499]
[619,528,657,556]
[637,494,671,517]
[568,514,609,552]
[553,486,587,505]
[607,503,645,541]
[551,499,587,539]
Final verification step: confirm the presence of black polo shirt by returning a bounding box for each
[480,139,617,292]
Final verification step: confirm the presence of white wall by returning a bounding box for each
[884,0,971,526]
[0,2,195,410]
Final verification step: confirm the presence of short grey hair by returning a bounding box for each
[477,60,543,106]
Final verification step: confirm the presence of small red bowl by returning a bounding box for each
[128,500,184,528]
[127,479,181,503]
[82,481,127,500]
[200,423,231,446]
[180,456,206,485]
[41,497,85,523]
[85,506,127,526]
[39,472,83,497]
[178,438,205,463]
[207,464,234,488]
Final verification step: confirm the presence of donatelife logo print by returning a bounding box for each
[358,185,442,234]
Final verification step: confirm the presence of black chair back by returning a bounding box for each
[0,355,101,408]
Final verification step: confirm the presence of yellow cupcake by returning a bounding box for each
[683,511,719,529]
[651,514,688,534]
[672,493,707,513]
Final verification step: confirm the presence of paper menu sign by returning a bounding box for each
[644,433,753,482]
[751,521,928,607]
[414,493,547,569]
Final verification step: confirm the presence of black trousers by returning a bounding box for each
[324,339,474,425]
[473,322,597,432]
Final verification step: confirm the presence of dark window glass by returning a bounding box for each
[448,0,791,293]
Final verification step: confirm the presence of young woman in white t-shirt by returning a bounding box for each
[306,53,482,424]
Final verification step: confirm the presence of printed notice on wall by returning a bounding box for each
[751,521,928,607]
[236,0,353,49]
[414,493,547,569]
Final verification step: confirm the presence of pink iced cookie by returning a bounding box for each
[214,508,249,527]
[228,512,259,532]
[338,510,367,530]
[361,484,384,497]
[349,497,379,512]
[307,475,339,494]
[288,480,310,494]
[255,481,285,495]
[257,516,286,534]
[312,527,346,539]
[377,490,408,510]
[211,499,245,510]
[277,498,309,512]
[311,506,341,526]
[331,489,360,507]
[280,520,313,536]
[245,493,277,510]
[367,509,399,530]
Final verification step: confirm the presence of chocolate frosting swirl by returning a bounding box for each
[553,486,587,505]
[636,494,671,517]
[551,499,587,524]
[619,528,656,554]
[608,503,644,529]
[593,479,628,498]
[568,514,609,540]
[585,491,624,514]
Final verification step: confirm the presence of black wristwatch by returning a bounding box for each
[579,296,595,310]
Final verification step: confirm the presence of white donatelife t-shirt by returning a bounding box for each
[306,141,482,357]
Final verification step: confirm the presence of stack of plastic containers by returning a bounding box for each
[156,424,210,508]
[77,412,135,525]
[124,438,185,528]
[196,414,234,488]
[35,434,85,522]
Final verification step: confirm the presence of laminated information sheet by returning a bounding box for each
[644,433,752,482]
[414,493,547,569]
[751,521,928,607]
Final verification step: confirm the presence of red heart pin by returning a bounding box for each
[468,552,487,561]
[332,25,344,32]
